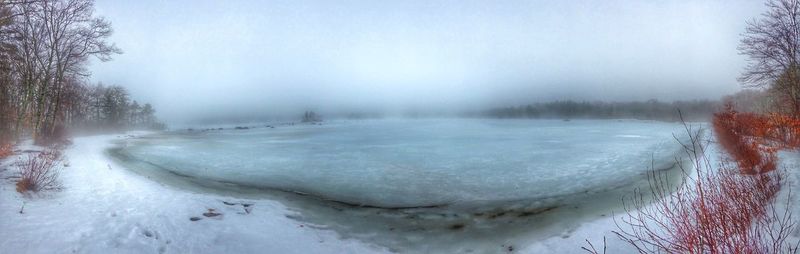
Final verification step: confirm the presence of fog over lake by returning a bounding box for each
[89,0,764,123]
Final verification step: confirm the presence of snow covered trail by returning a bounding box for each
[0,134,387,254]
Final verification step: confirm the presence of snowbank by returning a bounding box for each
[773,151,800,247]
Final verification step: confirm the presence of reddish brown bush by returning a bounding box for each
[611,124,796,254]
[0,142,12,158]
[584,108,800,253]
[15,150,63,193]
[713,106,776,174]
[712,105,800,174]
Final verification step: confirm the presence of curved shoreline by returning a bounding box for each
[107,139,687,213]
[104,128,695,253]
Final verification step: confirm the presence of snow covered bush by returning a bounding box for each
[15,150,63,193]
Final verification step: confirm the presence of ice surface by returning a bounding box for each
[0,120,700,254]
[114,119,688,208]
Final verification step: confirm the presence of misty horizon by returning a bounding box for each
[85,0,764,124]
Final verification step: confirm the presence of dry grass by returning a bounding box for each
[15,149,63,193]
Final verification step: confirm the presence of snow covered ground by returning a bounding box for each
[0,120,767,254]
[773,151,800,248]
[0,134,387,254]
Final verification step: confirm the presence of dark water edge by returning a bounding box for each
[106,135,693,253]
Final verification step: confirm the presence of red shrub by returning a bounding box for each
[713,107,775,174]
[711,105,800,174]
[612,128,794,254]
[584,108,800,253]
[15,150,63,193]
[0,142,11,158]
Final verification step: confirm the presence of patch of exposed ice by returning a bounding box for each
[114,119,688,209]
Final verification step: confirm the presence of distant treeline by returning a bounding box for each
[69,84,165,133]
[483,100,721,121]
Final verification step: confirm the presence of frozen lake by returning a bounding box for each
[111,119,688,209]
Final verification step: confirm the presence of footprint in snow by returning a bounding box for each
[221,200,254,214]
[202,208,222,219]
[138,225,170,253]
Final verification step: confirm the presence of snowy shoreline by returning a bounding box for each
[0,129,731,254]
[0,133,387,254]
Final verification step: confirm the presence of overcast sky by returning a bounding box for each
[89,0,765,122]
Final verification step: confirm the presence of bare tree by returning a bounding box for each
[740,0,800,115]
[0,0,161,143]
[0,1,17,142]
[5,0,120,140]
